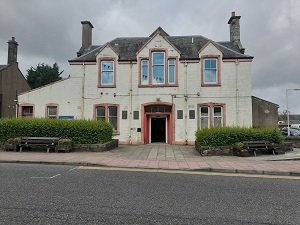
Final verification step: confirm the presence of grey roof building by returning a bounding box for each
[0,37,31,117]
[69,13,253,64]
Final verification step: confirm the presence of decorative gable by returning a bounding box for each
[198,41,223,58]
[96,43,119,60]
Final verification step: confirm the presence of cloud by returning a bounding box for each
[0,0,299,113]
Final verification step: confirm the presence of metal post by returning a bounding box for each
[286,89,290,136]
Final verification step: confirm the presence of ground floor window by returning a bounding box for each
[20,105,34,118]
[46,105,58,118]
[199,104,224,128]
[95,104,118,132]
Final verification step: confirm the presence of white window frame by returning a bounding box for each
[101,61,114,85]
[200,106,209,129]
[95,105,118,132]
[141,59,149,85]
[203,58,218,84]
[47,106,58,119]
[168,59,175,84]
[213,106,223,127]
[151,52,165,84]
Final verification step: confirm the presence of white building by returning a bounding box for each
[18,12,254,145]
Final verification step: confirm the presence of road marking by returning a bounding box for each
[68,167,77,171]
[31,173,61,179]
[78,166,300,180]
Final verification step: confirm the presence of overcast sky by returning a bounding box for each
[0,0,299,113]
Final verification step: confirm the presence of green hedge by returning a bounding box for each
[0,118,113,144]
[195,127,284,147]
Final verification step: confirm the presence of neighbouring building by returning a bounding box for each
[0,37,31,118]
[252,96,279,128]
[19,12,260,144]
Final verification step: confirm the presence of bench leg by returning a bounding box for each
[253,150,256,157]
[47,147,50,153]
[19,147,22,152]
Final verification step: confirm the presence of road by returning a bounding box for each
[0,163,299,225]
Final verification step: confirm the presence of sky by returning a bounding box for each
[0,0,300,113]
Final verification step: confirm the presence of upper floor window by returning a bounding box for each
[168,59,175,84]
[95,104,118,132]
[152,52,165,84]
[47,106,58,119]
[139,52,177,86]
[100,60,115,86]
[141,60,149,85]
[203,59,217,84]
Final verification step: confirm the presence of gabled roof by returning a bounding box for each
[69,27,253,63]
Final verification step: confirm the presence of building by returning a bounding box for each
[19,12,255,144]
[252,96,279,128]
[0,37,31,118]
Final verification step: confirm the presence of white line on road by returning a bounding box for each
[31,173,61,179]
[78,166,300,180]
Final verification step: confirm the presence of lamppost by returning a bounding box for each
[286,88,300,136]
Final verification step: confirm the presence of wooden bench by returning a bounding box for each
[243,141,277,157]
[19,137,59,153]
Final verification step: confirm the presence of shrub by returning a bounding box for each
[0,118,113,144]
[195,127,284,147]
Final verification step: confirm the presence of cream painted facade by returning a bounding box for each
[18,15,254,145]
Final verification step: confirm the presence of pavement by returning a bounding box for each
[1,144,300,176]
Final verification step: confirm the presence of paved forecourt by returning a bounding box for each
[0,144,300,176]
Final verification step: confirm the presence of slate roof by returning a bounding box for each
[69,27,253,62]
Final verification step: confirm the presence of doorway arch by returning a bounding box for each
[141,102,174,144]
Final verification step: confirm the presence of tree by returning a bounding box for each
[26,63,63,89]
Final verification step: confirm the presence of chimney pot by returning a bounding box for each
[231,11,235,17]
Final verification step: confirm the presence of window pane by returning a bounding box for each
[214,117,222,127]
[204,69,216,83]
[204,59,217,83]
[102,61,113,71]
[141,60,149,84]
[201,117,208,129]
[152,65,164,83]
[101,61,114,85]
[109,106,117,117]
[152,52,164,64]
[47,106,57,118]
[168,59,175,84]
[23,106,33,114]
[201,107,208,116]
[109,117,117,130]
[96,106,105,120]
[214,107,222,116]
[102,71,113,84]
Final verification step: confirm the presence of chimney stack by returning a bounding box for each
[77,21,93,57]
[228,12,245,53]
[7,37,18,64]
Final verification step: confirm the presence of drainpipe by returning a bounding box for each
[235,60,239,125]
[81,62,86,119]
[129,62,133,144]
[184,61,188,145]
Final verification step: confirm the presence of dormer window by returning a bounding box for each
[201,56,221,86]
[98,58,116,87]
